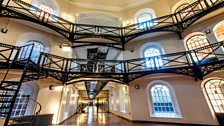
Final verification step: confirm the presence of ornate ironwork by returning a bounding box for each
[0,0,223,46]
[0,42,224,125]
[1,41,224,84]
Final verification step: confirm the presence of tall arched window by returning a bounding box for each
[21,40,44,63]
[134,8,157,29]
[31,0,60,21]
[174,3,195,22]
[151,85,175,113]
[0,85,32,118]
[184,33,214,62]
[119,87,126,113]
[144,47,163,68]
[214,20,224,42]
[204,79,224,113]
[37,4,54,20]
[148,80,182,118]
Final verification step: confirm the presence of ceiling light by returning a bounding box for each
[60,43,72,52]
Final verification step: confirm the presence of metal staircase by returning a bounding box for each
[0,43,44,126]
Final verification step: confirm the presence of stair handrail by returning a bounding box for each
[28,98,42,115]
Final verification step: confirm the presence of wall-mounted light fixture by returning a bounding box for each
[130,48,134,53]
[49,84,54,90]
[49,79,55,90]
[205,28,211,34]
[60,43,72,52]
[1,19,10,34]
[135,84,140,89]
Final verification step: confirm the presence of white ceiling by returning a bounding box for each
[65,0,156,11]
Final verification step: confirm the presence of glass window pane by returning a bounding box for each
[205,79,224,113]
[144,48,163,68]
[23,41,44,63]
[151,85,175,113]
[186,34,213,62]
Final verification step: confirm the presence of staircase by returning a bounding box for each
[0,43,43,126]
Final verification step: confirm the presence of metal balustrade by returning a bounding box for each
[1,41,224,83]
[0,42,224,125]
[0,0,223,47]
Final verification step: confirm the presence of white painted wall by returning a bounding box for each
[57,86,79,124]
[0,19,72,58]
[128,74,218,125]
[109,84,132,120]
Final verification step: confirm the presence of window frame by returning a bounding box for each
[147,80,182,118]
[184,33,215,62]
[213,20,224,42]
[21,40,45,63]
[134,8,157,29]
[174,3,195,21]
[203,78,224,113]
[143,47,163,68]
[36,4,54,20]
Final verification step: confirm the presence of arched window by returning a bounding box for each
[31,0,60,21]
[21,40,44,63]
[37,4,54,20]
[134,8,157,29]
[119,87,126,113]
[214,20,224,42]
[174,3,195,21]
[204,79,224,113]
[185,33,214,62]
[151,85,175,113]
[0,85,32,117]
[148,80,182,118]
[144,47,163,68]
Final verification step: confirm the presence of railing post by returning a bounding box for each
[153,57,157,70]
[4,44,35,126]
[173,13,184,39]
[13,47,20,62]
[185,52,191,66]
[36,53,43,80]
[189,51,203,80]
[4,0,11,7]
[123,60,129,83]
[203,0,211,8]
[62,58,69,83]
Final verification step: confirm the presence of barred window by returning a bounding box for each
[144,48,163,68]
[137,13,153,29]
[214,21,224,42]
[204,79,224,113]
[21,41,44,63]
[174,3,195,21]
[0,93,30,118]
[185,34,213,62]
[36,4,54,20]
[135,8,157,29]
[151,85,175,113]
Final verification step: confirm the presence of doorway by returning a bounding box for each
[203,78,224,125]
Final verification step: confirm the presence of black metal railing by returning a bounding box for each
[0,0,223,43]
[1,41,224,83]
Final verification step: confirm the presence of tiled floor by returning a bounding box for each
[59,106,185,126]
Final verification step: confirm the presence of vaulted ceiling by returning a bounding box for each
[65,0,156,11]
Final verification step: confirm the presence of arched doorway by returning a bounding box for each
[203,78,224,125]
